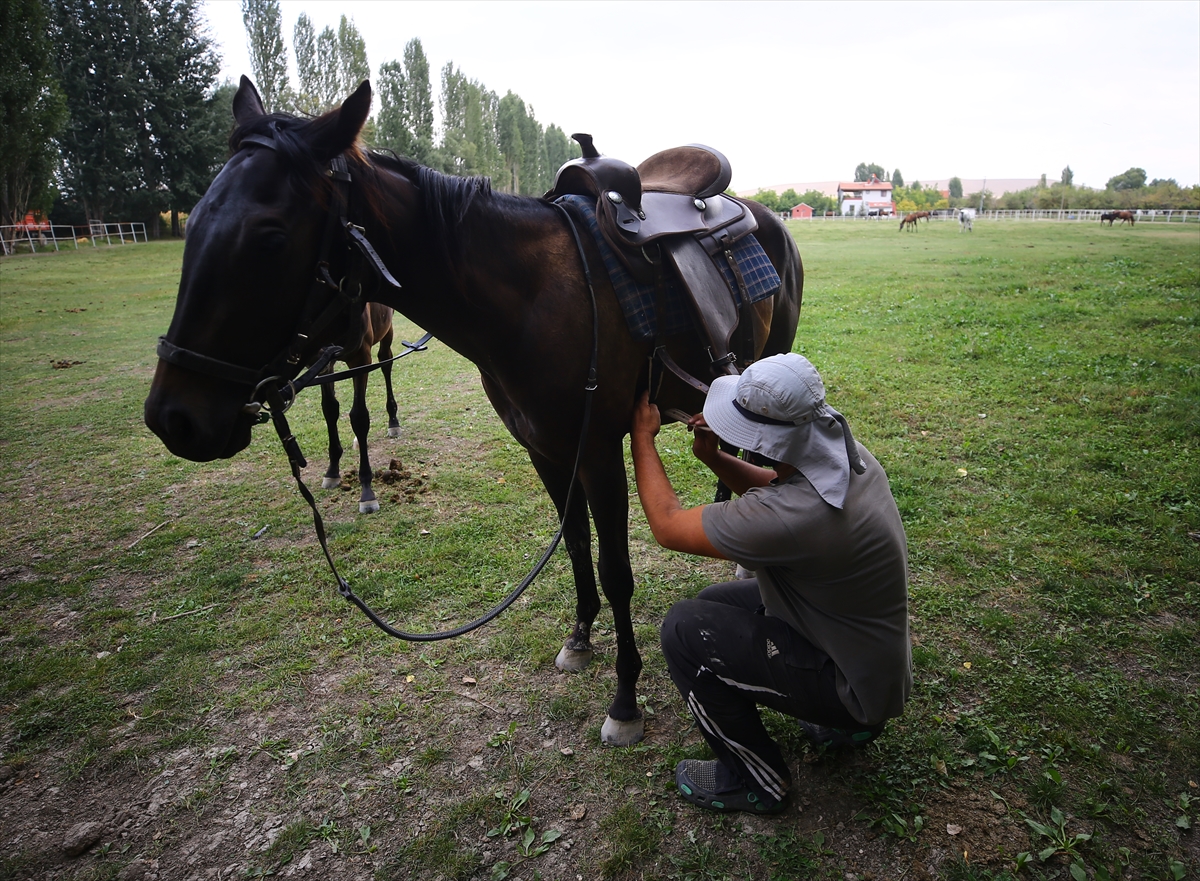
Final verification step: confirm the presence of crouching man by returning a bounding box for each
[630,354,911,814]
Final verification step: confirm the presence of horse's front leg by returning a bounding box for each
[320,379,344,489]
[348,374,378,514]
[580,443,644,746]
[527,451,602,671]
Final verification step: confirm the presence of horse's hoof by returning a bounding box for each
[554,645,593,672]
[387,427,401,438]
[359,500,380,514]
[601,715,645,747]
[321,477,342,489]
[352,437,360,450]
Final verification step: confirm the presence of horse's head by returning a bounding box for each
[144,77,373,461]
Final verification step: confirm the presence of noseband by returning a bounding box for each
[155,133,405,417]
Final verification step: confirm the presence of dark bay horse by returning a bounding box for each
[1100,212,1117,226]
[143,79,802,746]
[320,302,401,513]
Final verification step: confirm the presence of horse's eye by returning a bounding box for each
[260,230,288,253]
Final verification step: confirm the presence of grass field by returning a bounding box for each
[1,219,1197,881]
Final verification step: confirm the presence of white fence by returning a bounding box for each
[786,209,1198,224]
[0,220,150,256]
[0,224,81,256]
[975,209,1197,223]
[88,221,148,244]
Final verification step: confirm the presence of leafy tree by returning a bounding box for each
[52,0,143,222]
[854,161,885,182]
[778,188,800,209]
[240,0,291,112]
[496,91,526,193]
[543,124,580,184]
[1,0,68,225]
[335,15,369,96]
[1061,165,1073,186]
[51,0,220,229]
[947,176,962,199]
[891,168,903,188]
[292,13,319,114]
[375,39,436,163]
[293,15,368,114]
[1107,167,1147,191]
[439,62,503,179]
[795,189,835,215]
[149,0,223,235]
[748,189,782,212]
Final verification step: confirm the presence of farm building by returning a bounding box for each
[837,175,895,216]
[790,203,814,219]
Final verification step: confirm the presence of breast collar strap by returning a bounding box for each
[156,142,403,410]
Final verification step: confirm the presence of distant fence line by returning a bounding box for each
[786,208,1198,224]
[1,220,148,256]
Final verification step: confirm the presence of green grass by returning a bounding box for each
[0,220,1197,880]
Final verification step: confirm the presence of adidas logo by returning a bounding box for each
[765,639,779,658]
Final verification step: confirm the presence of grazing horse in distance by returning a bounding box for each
[913,210,932,223]
[1100,212,1117,226]
[1116,210,1135,226]
[320,302,401,514]
[959,208,975,232]
[899,213,920,231]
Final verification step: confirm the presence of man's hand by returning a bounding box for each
[632,391,661,439]
[688,413,720,466]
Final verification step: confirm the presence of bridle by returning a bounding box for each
[155,132,601,642]
[155,133,409,417]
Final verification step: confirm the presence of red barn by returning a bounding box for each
[789,203,814,219]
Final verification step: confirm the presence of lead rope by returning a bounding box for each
[268,201,600,642]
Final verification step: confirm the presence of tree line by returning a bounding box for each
[0,0,580,235]
[743,159,1199,218]
[239,0,579,197]
[982,166,1200,212]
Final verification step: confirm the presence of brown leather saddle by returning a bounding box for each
[547,134,763,378]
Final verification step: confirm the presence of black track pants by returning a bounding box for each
[660,579,860,802]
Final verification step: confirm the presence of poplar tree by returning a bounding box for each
[292,13,320,114]
[439,63,503,179]
[240,0,291,112]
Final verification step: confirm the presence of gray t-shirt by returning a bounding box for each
[701,444,911,725]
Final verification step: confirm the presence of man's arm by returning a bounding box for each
[630,393,726,559]
[688,415,779,496]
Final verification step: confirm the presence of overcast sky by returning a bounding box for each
[201,0,1200,192]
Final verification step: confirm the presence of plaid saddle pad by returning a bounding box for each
[555,195,781,342]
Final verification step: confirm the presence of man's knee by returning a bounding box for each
[661,598,707,667]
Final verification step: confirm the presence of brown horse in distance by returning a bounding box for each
[1116,210,1135,225]
[319,302,402,514]
[143,78,803,747]
[899,213,920,231]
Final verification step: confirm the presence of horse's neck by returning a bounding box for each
[371,171,559,367]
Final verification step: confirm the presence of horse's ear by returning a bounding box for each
[233,76,267,125]
[310,81,372,160]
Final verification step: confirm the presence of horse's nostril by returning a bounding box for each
[163,407,195,445]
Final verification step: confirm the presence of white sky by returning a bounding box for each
[201,0,1200,192]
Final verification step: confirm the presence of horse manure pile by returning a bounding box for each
[342,458,428,502]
